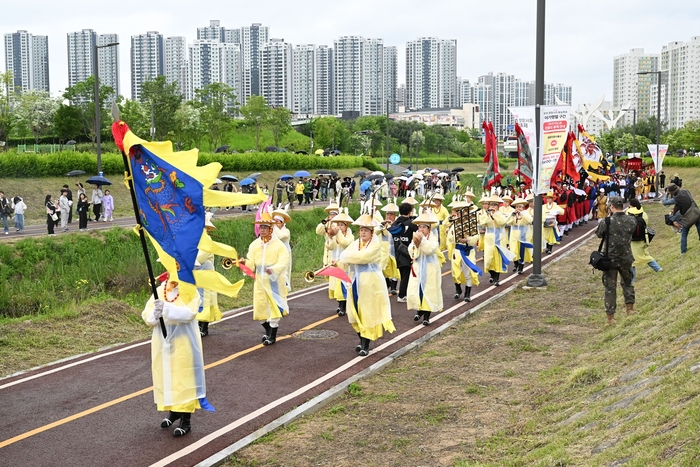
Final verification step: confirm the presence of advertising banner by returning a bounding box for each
[536,106,570,194]
[647,144,668,173]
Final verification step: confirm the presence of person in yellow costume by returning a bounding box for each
[507,198,533,275]
[543,192,565,254]
[407,208,443,325]
[478,194,513,286]
[476,193,489,252]
[431,192,450,250]
[238,212,290,346]
[272,205,292,291]
[142,275,212,438]
[377,199,401,295]
[316,200,340,268]
[446,197,481,302]
[195,212,221,337]
[322,208,354,316]
[334,213,395,356]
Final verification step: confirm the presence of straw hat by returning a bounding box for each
[332,208,354,224]
[204,212,216,231]
[353,213,380,228]
[412,208,439,226]
[271,204,291,223]
[544,191,556,199]
[525,193,535,201]
[511,198,528,207]
[464,188,476,199]
[381,198,400,212]
[402,196,419,205]
[254,211,276,225]
[501,194,513,202]
[485,194,503,204]
[432,192,445,201]
[325,200,340,213]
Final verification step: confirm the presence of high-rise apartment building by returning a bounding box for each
[164,36,187,91]
[405,37,457,110]
[219,43,242,104]
[240,23,269,103]
[314,45,333,115]
[260,38,293,109]
[334,36,365,116]
[362,38,384,116]
[472,83,493,127]
[292,44,315,115]
[660,36,700,129]
[613,48,659,126]
[189,40,222,91]
[4,30,50,92]
[97,34,120,97]
[131,31,164,101]
[478,72,515,139]
[67,29,120,96]
[197,20,240,44]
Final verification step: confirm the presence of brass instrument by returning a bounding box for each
[221,257,237,270]
[304,266,328,283]
[451,206,479,241]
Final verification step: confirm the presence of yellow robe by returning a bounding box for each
[407,233,443,312]
[507,211,534,262]
[195,250,222,323]
[542,202,564,245]
[339,236,396,341]
[326,228,354,299]
[433,205,450,250]
[273,224,292,291]
[376,224,400,281]
[446,227,480,286]
[478,210,510,273]
[142,284,204,413]
[245,237,290,322]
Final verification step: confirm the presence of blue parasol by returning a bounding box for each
[293,170,311,178]
[280,174,294,181]
[239,177,256,186]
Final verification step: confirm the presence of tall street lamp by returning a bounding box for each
[638,70,664,197]
[621,108,637,153]
[386,99,403,172]
[94,41,119,175]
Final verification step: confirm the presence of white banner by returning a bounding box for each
[508,106,536,180]
[647,144,668,173]
[537,106,570,195]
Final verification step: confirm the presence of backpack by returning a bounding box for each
[631,213,646,241]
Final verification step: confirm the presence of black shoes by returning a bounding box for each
[199,321,209,337]
[173,413,191,437]
[422,312,431,326]
[261,322,271,343]
[463,286,472,303]
[337,301,346,317]
[358,337,371,357]
[263,326,278,346]
[453,283,462,300]
[161,411,181,428]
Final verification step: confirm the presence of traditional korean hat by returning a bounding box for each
[271,204,291,223]
[325,197,340,213]
[485,194,503,204]
[447,195,462,208]
[464,187,476,199]
[254,211,276,225]
[402,195,419,205]
[204,212,216,231]
[381,198,400,213]
[353,213,380,228]
[432,192,445,201]
[511,198,528,207]
[332,207,354,224]
[412,207,440,226]
[526,192,535,201]
[501,192,513,202]
[544,191,556,199]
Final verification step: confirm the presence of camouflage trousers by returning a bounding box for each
[602,265,635,315]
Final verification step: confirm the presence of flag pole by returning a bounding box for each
[111,104,167,338]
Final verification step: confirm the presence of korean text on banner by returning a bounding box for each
[536,106,570,195]
[508,106,536,183]
[647,144,668,173]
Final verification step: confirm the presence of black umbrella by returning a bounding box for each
[316,169,332,175]
[354,170,367,177]
[248,172,262,179]
[295,150,308,155]
[366,174,384,181]
[332,149,341,155]
[264,146,278,152]
[385,173,395,180]
[86,175,112,186]
[451,167,464,172]
[66,169,85,177]
[220,174,238,182]
[214,145,230,153]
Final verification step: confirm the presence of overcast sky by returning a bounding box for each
[2,0,698,107]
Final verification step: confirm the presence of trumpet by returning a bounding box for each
[221,257,237,270]
[303,266,328,283]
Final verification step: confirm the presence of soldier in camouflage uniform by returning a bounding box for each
[595,196,637,326]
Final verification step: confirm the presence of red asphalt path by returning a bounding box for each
[0,224,597,467]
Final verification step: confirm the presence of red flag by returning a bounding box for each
[315,266,351,283]
[514,123,533,183]
[565,132,580,183]
[482,120,491,163]
[482,121,502,188]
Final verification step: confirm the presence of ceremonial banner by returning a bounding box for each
[576,124,603,170]
[508,106,536,183]
[536,106,570,194]
[481,121,502,188]
[647,144,668,173]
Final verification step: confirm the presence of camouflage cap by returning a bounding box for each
[609,196,625,208]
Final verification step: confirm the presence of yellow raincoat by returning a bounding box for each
[326,227,354,299]
[339,235,396,341]
[407,232,443,312]
[273,224,292,291]
[478,210,511,273]
[446,226,480,286]
[195,250,221,323]
[542,201,564,245]
[245,237,290,322]
[433,204,450,250]
[507,211,534,263]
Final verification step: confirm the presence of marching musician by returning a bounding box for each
[195,213,221,337]
[325,208,355,316]
[507,198,533,274]
[446,197,481,302]
[543,192,565,254]
[272,205,292,291]
[378,199,401,295]
[478,193,511,286]
[391,202,418,303]
[407,208,443,325]
[430,192,450,250]
[333,213,395,357]
[238,211,290,346]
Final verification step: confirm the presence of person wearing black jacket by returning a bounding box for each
[390,202,417,302]
[663,183,700,253]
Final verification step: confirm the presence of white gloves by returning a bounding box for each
[153,299,164,320]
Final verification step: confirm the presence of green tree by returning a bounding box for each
[173,102,205,150]
[140,76,182,141]
[117,99,150,138]
[53,104,82,143]
[239,95,270,151]
[0,71,15,147]
[269,107,292,148]
[62,76,115,145]
[194,82,236,150]
[410,130,425,159]
[14,90,59,143]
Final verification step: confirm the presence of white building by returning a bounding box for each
[362,38,384,116]
[292,44,315,115]
[314,45,333,115]
[405,37,457,110]
[4,30,50,92]
[131,31,164,101]
[197,20,240,44]
[660,36,700,130]
[613,48,659,126]
[189,40,222,91]
[164,36,187,92]
[260,38,293,109]
[97,34,120,97]
[240,23,269,103]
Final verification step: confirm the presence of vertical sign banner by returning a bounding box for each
[647,144,668,173]
[508,106,536,183]
[536,106,570,194]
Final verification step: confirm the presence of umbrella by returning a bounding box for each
[314,149,325,155]
[438,172,449,177]
[332,150,341,155]
[367,174,384,181]
[430,168,440,174]
[239,177,256,186]
[86,175,112,186]
[402,170,412,175]
[385,173,395,180]
[396,176,407,181]
[354,170,367,177]
[214,145,230,153]
[280,174,294,181]
[360,180,371,192]
[248,172,262,179]
[316,169,332,175]
[220,174,238,182]
[295,150,309,155]
[413,173,424,180]
[66,170,85,177]
[371,170,384,176]
[294,170,311,178]
[214,178,222,184]
[451,167,464,172]
[264,146,278,152]
[65,140,76,145]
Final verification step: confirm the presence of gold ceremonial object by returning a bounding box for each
[221,257,237,270]
[303,266,327,283]
[451,206,479,242]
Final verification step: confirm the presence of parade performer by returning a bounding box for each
[407,208,443,325]
[335,213,395,356]
[325,207,354,316]
[543,192,565,254]
[507,198,533,274]
[378,199,401,295]
[142,275,213,437]
[431,192,450,250]
[391,202,418,303]
[196,213,221,337]
[316,200,340,267]
[272,204,293,291]
[478,193,513,286]
[238,212,290,346]
[446,197,481,302]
